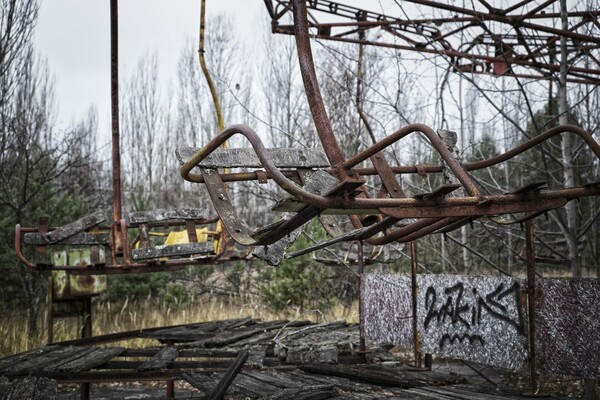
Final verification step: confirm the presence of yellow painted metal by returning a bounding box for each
[51,249,107,299]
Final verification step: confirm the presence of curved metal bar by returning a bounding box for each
[181,124,600,211]
[191,124,600,185]
[181,124,333,209]
[291,0,347,169]
[342,123,480,196]
[15,224,36,269]
[465,124,600,169]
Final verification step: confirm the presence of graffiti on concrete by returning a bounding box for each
[363,274,527,371]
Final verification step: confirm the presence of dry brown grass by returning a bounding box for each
[0,298,358,357]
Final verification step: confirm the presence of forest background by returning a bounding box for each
[1,0,599,354]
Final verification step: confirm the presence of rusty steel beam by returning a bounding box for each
[266,0,600,84]
[110,0,123,261]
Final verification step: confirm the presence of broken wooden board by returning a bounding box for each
[24,232,109,246]
[177,147,330,169]
[43,210,106,244]
[0,377,57,400]
[130,242,214,260]
[127,208,208,224]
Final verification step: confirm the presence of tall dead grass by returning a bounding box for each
[0,297,358,357]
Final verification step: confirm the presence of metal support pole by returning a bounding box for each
[166,380,175,399]
[358,241,366,354]
[110,0,123,261]
[525,218,538,394]
[47,277,53,345]
[81,297,93,400]
[410,241,421,368]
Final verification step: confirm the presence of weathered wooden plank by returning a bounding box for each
[177,147,330,169]
[285,369,371,393]
[136,346,179,371]
[299,364,466,389]
[0,376,57,400]
[227,371,280,397]
[54,347,126,372]
[24,232,109,245]
[404,386,521,400]
[271,170,340,212]
[43,211,106,244]
[181,371,214,393]
[207,349,249,400]
[130,242,214,260]
[128,208,208,224]
[139,318,257,342]
[6,346,89,375]
[284,345,339,364]
[241,370,305,389]
[180,320,302,348]
[265,385,335,400]
[0,346,59,372]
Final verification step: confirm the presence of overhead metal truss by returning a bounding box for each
[178,0,600,260]
[264,0,600,84]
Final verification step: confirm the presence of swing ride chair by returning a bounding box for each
[15,208,233,273]
[178,0,600,262]
[14,0,600,272]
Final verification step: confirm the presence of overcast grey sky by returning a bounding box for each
[35,0,266,136]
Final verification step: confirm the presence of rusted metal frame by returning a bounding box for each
[379,196,568,219]
[270,3,600,81]
[187,137,600,211]
[281,0,600,46]
[357,241,366,354]
[525,217,539,394]
[180,126,600,209]
[379,24,432,48]
[379,218,465,245]
[270,0,593,72]
[302,0,441,38]
[181,124,346,209]
[519,0,556,21]
[503,0,538,15]
[15,224,39,269]
[287,32,600,81]
[401,0,600,44]
[522,19,590,61]
[202,166,365,246]
[413,22,475,51]
[342,123,481,197]
[110,0,122,262]
[410,241,421,368]
[285,216,399,259]
[183,127,598,181]
[291,0,348,170]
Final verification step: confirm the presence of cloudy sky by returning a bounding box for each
[35,0,266,136]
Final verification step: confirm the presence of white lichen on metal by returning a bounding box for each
[363,274,527,371]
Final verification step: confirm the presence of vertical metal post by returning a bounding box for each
[166,380,175,399]
[410,241,421,368]
[81,297,92,400]
[358,241,366,353]
[46,277,53,344]
[291,0,347,169]
[525,218,538,394]
[110,0,123,261]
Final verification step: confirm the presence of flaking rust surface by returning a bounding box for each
[364,274,527,371]
[536,278,600,379]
